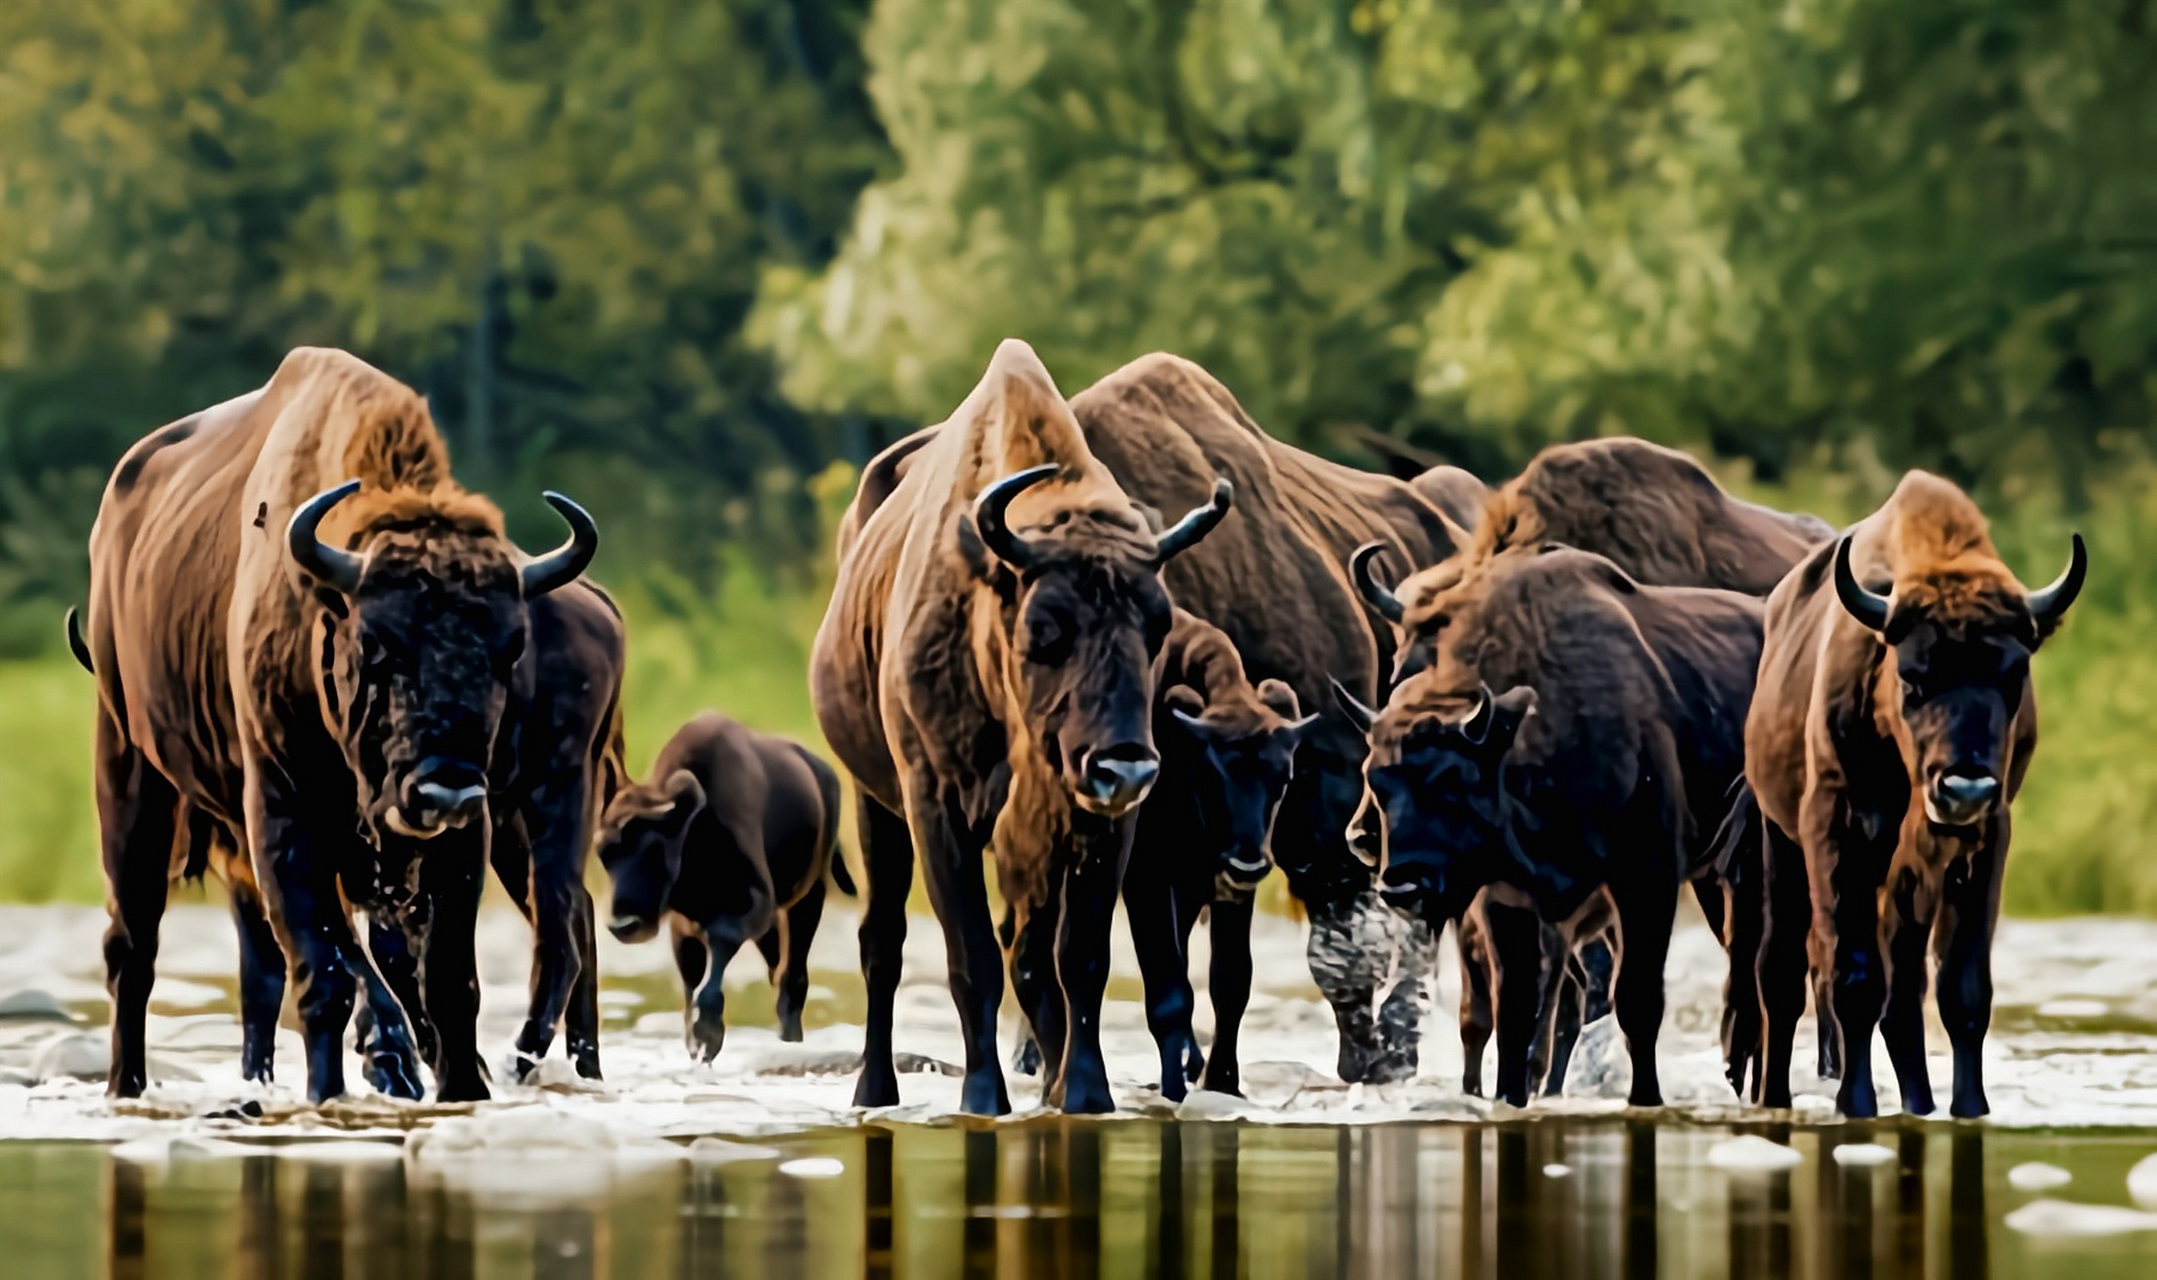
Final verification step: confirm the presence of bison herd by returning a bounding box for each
[68,343,2083,1123]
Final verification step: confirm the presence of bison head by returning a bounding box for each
[1335,676,1538,927]
[1159,679,1316,892]
[963,465,1232,819]
[290,480,598,843]
[1834,533,2084,828]
[596,769,705,943]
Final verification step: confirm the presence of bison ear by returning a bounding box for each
[955,510,1018,595]
[1484,686,1538,750]
[1256,678,1301,720]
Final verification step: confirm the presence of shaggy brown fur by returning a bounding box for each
[1367,437,1830,687]
[1354,546,1764,1106]
[814,340,1228,1116]
[84,347,605,1104]
[1745,471,2082,1118]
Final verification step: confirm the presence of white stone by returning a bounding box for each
[2127,1152,2157,1208]
[779,1156,845,1179]
[32,1032,108,1083]
[2006,1199,2157,1237]
[2007,1162,2073,1192]
[1542,1163,1573,1178]
[1706,1135,1802,1172]
[1832,1143,1897,1168]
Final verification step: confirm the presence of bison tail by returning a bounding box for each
[1706,776,1762,884]
[830,849,859,897]
[65,607,93,674]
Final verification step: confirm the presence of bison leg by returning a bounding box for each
[1936,832,2004,1119]
[1010,895,1067,1098]
[1484,898,1545,1107]
[1880,876,1937,1117]
[853,793,913,1109]
[1372,914,1435,1084]
[1754,820,1812,1108]
[1048,839,1126,1115]
[1199,895,1254,1097]
[1709,866,1762,1100]
[687,917,750,1063]
[508,857,584,1080]
[415,831,490,1102]
[98,738,178,1100]
[227,878,286,1087]
[1820,861,1888,1120]
[773,878,826,1043]
[565,883,604,1079]
[245,795,364,1104]
[1120,852,1198,1100]
[1456,916,1494,1098]
[910,785,1010,1117]
[1609,880,1676,1108]
[998,902,1044,1077]
[1539,950,1588,1099]
[348,924,426,1103]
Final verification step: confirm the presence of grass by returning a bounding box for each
[4,459,2154,916]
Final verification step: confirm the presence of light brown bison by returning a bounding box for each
[1746,472,2084,1117]
[1338,547,1764,1106]
[1354,437,1831,687]
[812,340,1232,1114]
[81,348,601,1101]
[834,354,1468,1085]
[597,712,854,1060]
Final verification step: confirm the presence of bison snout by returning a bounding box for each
[608,914,658,944]
[1378,863,1445,919]
[1926,771,2001,827]
[1074,747,1160,817]
[1219,850,1271,891]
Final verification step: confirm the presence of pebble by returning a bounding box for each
[1832,1143,1897,1168]
[0,990,76,1023]
[1706,1135,1802,1173]
[33,1032,109,1083]
[779,1157,844,1179]
[2006,1199,2157,1237]
[2007,1162,2073,1192]
[1543,1163,1573,1178]
[2128,1152,2157,1209]
[687,1136,782,1165]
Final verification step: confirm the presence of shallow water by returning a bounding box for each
[6,1120,2157,1277]
[5,903,2157,1275]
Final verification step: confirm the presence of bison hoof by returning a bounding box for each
[1950,1090,1989,1120]
[959,1070,1010,1117]
[1626,1086,1664,1108]
[1838,1080,1880,1119]
[777,1017,804,1044]
[688,1017,726,1064]
[854,1067,901,1109]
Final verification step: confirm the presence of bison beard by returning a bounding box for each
[81,348,603,1103]
[813,340,1232,1115]
[1745,471,2084,1118]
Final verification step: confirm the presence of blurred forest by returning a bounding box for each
[1,0,2153,911]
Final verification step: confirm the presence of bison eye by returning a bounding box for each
[1025,608,1075,665]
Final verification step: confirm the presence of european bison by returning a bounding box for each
[80,348,600,1101]
[1121,609,1314,1098]
[1340,547,1764,1106]
[597,712,854,1060]
[813,340,1231,1114]
[1746,472,2084,1117]
[1355,437,1830,686]
[1064,355,1468,1084]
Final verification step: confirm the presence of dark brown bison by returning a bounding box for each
[1338,547,1764,1106]
[1120,609,1314,1098]
[597,712,854,1060]
[1745,472,2084,1118]
[1354,437,1830,687]
[1063,355,1469,1084]
[812,340,1231,1114]
[1452,885,1615,1099]
[80,348,600,1102]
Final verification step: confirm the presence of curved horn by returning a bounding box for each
[64,607,92,674]
[286,480,365,595]
[1330,677,1375,735]
[1460,681,1496,744]
[520,491,600,597]
[2026,532,2088,629]
[973,464,1059,571]
[1350,542,1405,623]
[1832,534,1890,633]
[1154,477,1234,564]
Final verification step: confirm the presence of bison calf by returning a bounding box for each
[598,714,853,1061]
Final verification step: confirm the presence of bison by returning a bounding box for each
[813,340,1232,1114]
[1338,546,1764,1106]
[80,348,601,1101]
[597,712,854,1060]
[1745,472,2084,1118]
[1354,437,1830,688]
[1120,609,1315,1098]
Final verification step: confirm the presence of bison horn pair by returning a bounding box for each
[1834,532,2088,633]
[287,481,600,597]
[973,465,1235,570]
[1351,543,1405,623]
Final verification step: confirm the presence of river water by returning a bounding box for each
[4,902,2157,1276]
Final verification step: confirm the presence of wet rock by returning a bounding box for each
[894,1052,961,1078]
[111,1134,261,1164]
[1706,1135,1801,1173]
[1543,1163,1573,1178]
[0,990,76,1023]
[2008,1162,2073,1192]
[2006,1199,2157,1237]
[1238,1060,1329,1101]
[33,1032,109,1082]
[2129,1152,2157,1208]
[779,1156,844,1179]
[1560,1017,1628,1099]
[1832,1143,1897,1168]
[1176,1090,1250,1120]
[687,1136,782,1165]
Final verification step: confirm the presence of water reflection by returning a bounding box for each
[1,1119,2148,1278]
